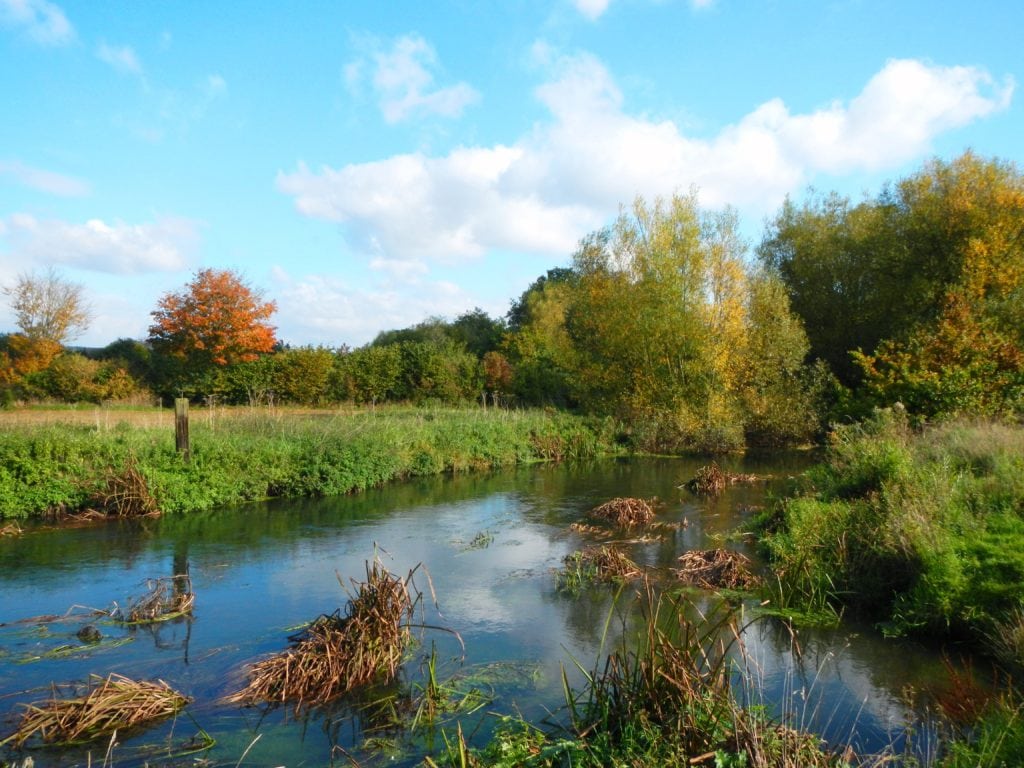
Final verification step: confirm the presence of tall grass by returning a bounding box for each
[759,409,1024,664]
[0,406,623,519]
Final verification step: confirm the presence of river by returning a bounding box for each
[0,456,971,766]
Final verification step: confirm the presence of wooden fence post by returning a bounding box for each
[175,397,190,462]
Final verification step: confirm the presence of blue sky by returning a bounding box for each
[1,0,1020,348]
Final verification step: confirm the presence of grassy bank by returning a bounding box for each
[0,406,624,520]
[759,409,1024,667]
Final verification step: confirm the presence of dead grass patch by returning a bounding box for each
[226,560,418,712]
[0,673,188,747]
[675,549,761,590]
[588,497,657,527]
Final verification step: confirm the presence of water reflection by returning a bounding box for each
[0,454,970,766]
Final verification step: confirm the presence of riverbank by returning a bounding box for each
[0,405,624,520]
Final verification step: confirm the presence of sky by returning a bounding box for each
[0,0,1021,349]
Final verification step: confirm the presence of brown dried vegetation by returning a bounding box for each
[226,560,417,712]
[112,575,194,624]
[589,497,657,527]
[0,673,188,747]
[676,549,761,590]
[88,456,159,518]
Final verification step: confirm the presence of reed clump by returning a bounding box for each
[676,549,761,590]
[561,546,642,591]
[0,673,188,747]
[88,456,159,518]
[0,521,22,537]
[685,463,762,495]
[226,560,416,711]
[111,575,194,624]
[588,497,656,527]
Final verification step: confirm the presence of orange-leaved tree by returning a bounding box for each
[148,269,277,378]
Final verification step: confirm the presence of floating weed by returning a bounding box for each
[0,673,188,747]
[588,497,657,527]
[111,574,194,625]
[411,645,491,731]
[675,549,762,591]
[13,636,134,665]
[558,545,641,595]
[456,530,494,551]
[0,521,22,537]
[226,559,420,712]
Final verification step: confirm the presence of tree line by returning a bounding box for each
[2,151,1022,450]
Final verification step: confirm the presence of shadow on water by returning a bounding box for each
[0,453,980,766]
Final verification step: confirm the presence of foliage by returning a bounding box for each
[565,194,821,452]
[759,410,1024,661]
[760,151,1024,421]
[3,267,91,344]
[147,268,277,390]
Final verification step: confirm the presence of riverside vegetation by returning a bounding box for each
[0,406,621,520]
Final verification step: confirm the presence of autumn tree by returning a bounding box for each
[148,269,277,392]
[2,268,91,380]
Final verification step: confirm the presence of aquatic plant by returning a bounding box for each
[588,497,656,527]
[559,545,642,593]
[111,575,194,625]
[0,673,188,747]
[675,549,761,590]
[226,559,417,711]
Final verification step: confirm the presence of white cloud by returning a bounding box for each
[270,268,482,346]
[0,0,72,45]
[572,0,611,21]
[1,214,198,274]
[0,160,90,196]
[348,34,479,123]
[280,53,1013,266]
[97,41,143,76]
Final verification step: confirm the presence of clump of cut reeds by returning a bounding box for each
[588,497,657,527]
[0,673,188,747]
[88,456,159,518]
[569,522,612,538]
[111,575,194,624]
[226,560,417,711]
[687,462,727,494]
[675,549,761,590]
[560,545,641,593]
[0,521,22,537]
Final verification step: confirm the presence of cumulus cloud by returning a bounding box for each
[348,34,479,123]
[280,53,1013,265]
[0,160,90,196]
[1,214,198,274]
[270,267,484,346]
[0,0,72,45]
[97,41,143,76]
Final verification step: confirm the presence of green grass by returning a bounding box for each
[758,409,1024,665]
[0,406,625,519]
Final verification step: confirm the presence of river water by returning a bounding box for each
[0,456,970,766]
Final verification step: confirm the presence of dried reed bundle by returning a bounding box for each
[226,560,416,711]
[588,497,656,527]
[675,549,761,590]
[112,575,194,624]
[685,464,764,495]
[89,456,159,518]
[574,545,642,581]
[0,673,188,747]
[0,521,22,537]
[686,463,726,494]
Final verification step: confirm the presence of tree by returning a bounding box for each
[148,269,277,374]
[4,267,91,344]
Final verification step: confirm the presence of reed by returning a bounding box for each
[88,455,159,518]
[226,560,417,711]
[675,549,761,590]
[111,575,194,624]
[0,673,188,747]
[588,497,656,527]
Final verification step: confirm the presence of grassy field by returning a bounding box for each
[0,404,624,520]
